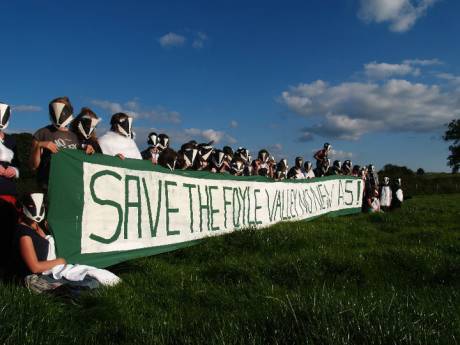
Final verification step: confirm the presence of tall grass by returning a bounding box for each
[1,194,460,345]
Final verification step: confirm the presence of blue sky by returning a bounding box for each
[1,0,459,171]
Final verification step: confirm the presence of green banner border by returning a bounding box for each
[48,149,362,268]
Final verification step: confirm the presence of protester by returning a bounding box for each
[70,107,102,154]
[328,160,342,176]
[157,133,170,152]
[391,178,404,209]
[30,97,80,190]
[177,143,198,170]
[303,161,315,179]
[314,143,332,170]
[157,148,178,171]
[12,193,67,290]
[287,157,303,179]
[367,164,379,190]
[314,158,330,177]
[342,160,352,175]
[0,102,20,272]
[366,187,382,213]
[380,177,392,211]
[141,132,160,164]
[196,142,214,170]
[209,149,229,173]
[98,113,142,160]
[275,159,289,180]
[252,149,272,177]
[229,157,245,176]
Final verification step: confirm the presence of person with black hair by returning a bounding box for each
[98,113,142,160]
[0,102,21,273]
[70,107,102,154]
[30,97,81,190]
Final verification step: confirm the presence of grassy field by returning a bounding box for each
[1,194,460,345]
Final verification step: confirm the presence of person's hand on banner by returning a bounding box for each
[0,165,5,176]
[116,153,125,160]
[40,141,59,153]
[85,144,95,155]
[3,167,17,178]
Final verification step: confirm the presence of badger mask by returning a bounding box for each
[199,145,214,161]
[77,116,101,139]
[183,148,198,168]
[158,135,169,150]
[148,133,158,147]
[295,158,303,169]
[115,117,133,138]
[304,161,312,171]
[0,103,11,130]
[50,102,73,128]
[212,151,226,169]
[231,160,244,175]
[22,193,46,223]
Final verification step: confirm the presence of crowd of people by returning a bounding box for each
[0,96,404,293]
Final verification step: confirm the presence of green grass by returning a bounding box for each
[1,194,460,345]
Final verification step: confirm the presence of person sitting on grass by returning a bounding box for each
[98,112,142,160]
[12,193,66,291]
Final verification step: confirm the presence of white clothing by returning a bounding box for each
[396,189,403,202]
[304,170,315,179]
[98,131,142,160]
[380,186,392,207]
[45,235,121,286]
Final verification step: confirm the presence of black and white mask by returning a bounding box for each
[0,103,11,130]
[116,117,133,138]
[158,134,169,150]
[22,193,45,223]
[383,177,390,185]
[50,102,73,128]
[237,148,250,163]
[183,148,198,167]
[212,150,226,169]
[304,161,312,172]
[295,157,303,169]
[231,160,244,175]
[148,132,158,147]
[199,144,214,161]
[77,116,101,139]
[166,159,177,171]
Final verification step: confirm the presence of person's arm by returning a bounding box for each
[19,236,66,274]
[30,139,59,171]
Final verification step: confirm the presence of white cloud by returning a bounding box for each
[330,149,354,160]
[91,99,181,124]
[436,73,460,85]
[192,32,208,49]
[159,32,186,48]
[13,105,42,112]
[230,120,238,128]
[184,128,236,144]
[281,76,460,141]
[403,58,442,66]
[358,0,440,32]
[364,61,419,79]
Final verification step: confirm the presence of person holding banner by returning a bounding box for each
[98,112,142,160]
[30,97,81,191]
[70,107,102,154]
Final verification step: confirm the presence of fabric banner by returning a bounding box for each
[48,149,363,268]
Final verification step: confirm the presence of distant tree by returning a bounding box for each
[380,164,414,176]
[416,168,425,176]
[444,119,460,173]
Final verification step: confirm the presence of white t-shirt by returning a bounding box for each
[98,131,142,160]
